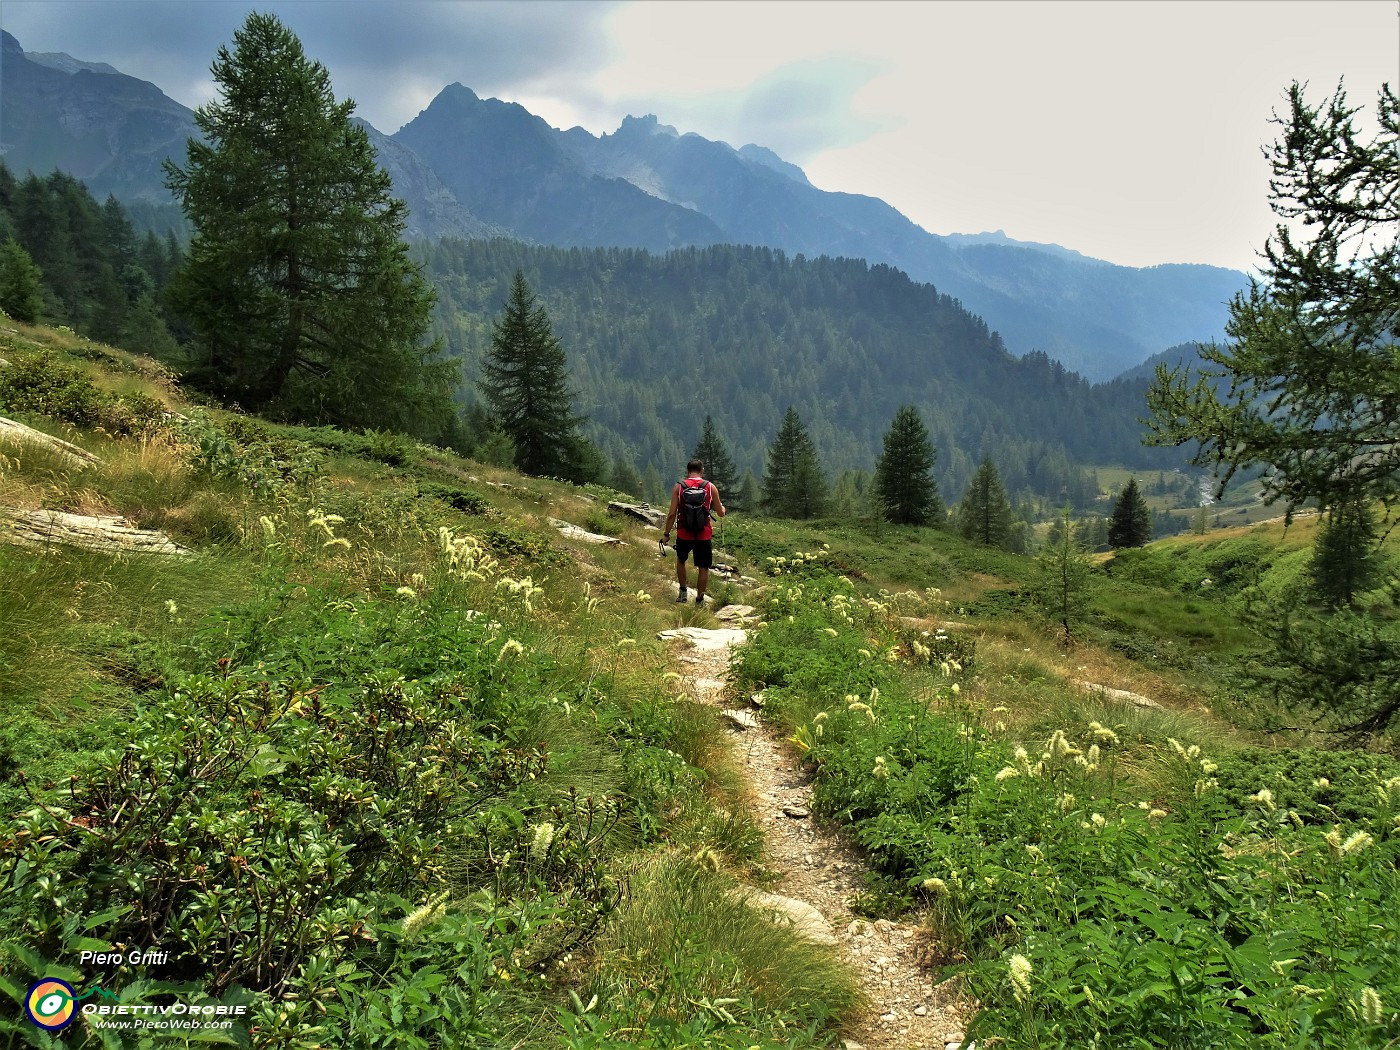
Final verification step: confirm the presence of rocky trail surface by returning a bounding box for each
[661,608,973,1050]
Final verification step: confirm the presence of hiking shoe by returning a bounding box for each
[675,591,689,603]
[694,595,705,606]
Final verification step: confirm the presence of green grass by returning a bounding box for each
[4,324,1399,1047]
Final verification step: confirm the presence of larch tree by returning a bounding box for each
[873,404,943,526]
[1147,80,1400,736]
[479,270,588,480]
[165,12,449,432]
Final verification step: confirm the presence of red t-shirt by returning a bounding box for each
[674,478,715,541]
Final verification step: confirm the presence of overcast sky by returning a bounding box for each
[3,0,1396,271]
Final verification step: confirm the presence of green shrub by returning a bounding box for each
[417,480,490,515]
[1210,746,1400,827]
[0,350,166,435]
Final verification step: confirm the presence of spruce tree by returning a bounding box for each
[1309,497,1382,609]
[165,12,447,432]
[1107,478,1153,548]
[733,470,760,513]
[0,239,44,323]
[762,408,826,519]
[691,416,738,496]
[955,459,1013,548]
[479,271,587,479]
[873,405,942,525]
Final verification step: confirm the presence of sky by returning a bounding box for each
[2,0,1397,272]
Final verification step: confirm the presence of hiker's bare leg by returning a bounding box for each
[696,567,709,601]
[676,556,688,592]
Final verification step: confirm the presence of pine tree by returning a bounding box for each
[955,459,1013,548]
[0,239,44,323]
[1107,478,1153,548]
[480,271,587,479]
[762,408,826,519]
[873,405,943,525]
[165,12,447,432]
[691,416,738,498]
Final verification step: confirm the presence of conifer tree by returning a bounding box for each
[762,408,826,519]
[1309,497,1383,609]
[608,456,643,498]
[733,470,760,513]
[1107,478,1153,548]
[873,405,943,525]
[165,12,447,432]
[691,416,738,496]
[0,239,44,323]
[1032,506,1095,646]
[479,271,587,479]
[955,459,1013,548]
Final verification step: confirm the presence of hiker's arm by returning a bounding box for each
[661,487,680,538]
[712,486,726,518]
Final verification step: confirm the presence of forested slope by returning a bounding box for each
[423,239,1184,500]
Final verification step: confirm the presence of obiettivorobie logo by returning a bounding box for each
[24,978,78,1031]
[23,977,249,1034]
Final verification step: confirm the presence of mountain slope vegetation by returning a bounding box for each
[1,320,1396,1047]
[421,238,1186,500]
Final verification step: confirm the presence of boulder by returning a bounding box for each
[4,508,189,555]
[608,500,665,527]
[0,416,101,470]
[548,517,622,545]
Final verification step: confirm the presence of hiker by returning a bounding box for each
[661,459,726,605]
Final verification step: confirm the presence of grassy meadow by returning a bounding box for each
[1,321,1397,1047]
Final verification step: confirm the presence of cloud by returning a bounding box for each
[0,0,622,132]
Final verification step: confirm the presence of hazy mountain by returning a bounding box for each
[393,85,726,253]
[1114,341,1209,383]
[0,30,197,203]
[2,32,1249,381]
[0,32,497,244]
[543,108,1246,379]
[355,120,506,241]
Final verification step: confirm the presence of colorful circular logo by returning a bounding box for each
[25,979,77,1031]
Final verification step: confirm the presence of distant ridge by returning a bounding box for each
[0,30,1249,380]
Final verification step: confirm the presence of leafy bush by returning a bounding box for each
[417,480,490,515]
[0,585,629,1045]
[1210,746,1400,827]
[741,555,1400,1048]
[0,350,166,435]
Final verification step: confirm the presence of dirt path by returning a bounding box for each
[666,620,972,1050]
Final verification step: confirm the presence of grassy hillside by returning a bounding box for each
[1,320,1397,1047]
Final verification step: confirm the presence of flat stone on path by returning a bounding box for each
[721,708,761,730]
[657,626,747,651]
[714,604,757,622]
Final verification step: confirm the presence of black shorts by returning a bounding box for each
[675,537,713,569]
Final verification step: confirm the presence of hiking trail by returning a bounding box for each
[660,606,973,1050]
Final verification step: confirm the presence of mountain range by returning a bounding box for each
[0,30,1245,381]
